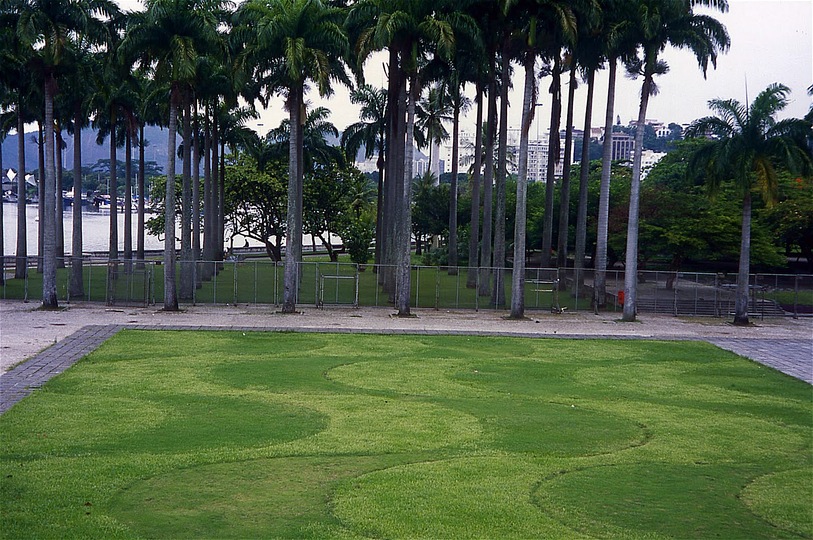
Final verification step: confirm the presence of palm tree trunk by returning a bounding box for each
[55,125,64,269]
[733,191,752,325]
[479,67,497,298]
[492,48,510,307]
[594,57,618,310]
[202,109,214,280]
[15,100,27,279]
[374,141,385,269]
[467,84,484,288]
[283,86,303,313]
[511,52,536,319]
[124,128,133,267]
[37,123,44,274]
[163,97,179,311]
[382,47,401,292]
[42,79,58,308]
[0,138,3,285]
[573,68,595,295]
[556,66,577,273]
[396,75,418,316]
[136,123,145,265]
[107,112,119,304]
[448,100,460,273]
[622,72,653,322]
[69,105,84,297]
[180,97,194,300]
[192,105,201,288]
[541,54,562,268]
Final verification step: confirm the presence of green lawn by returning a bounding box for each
[1,332,810,539]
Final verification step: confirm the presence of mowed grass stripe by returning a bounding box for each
[0,331,810,539]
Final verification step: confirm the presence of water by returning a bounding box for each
[3,202,168,256]
[3,202,327,258]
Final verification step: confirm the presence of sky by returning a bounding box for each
[115,0,813,136]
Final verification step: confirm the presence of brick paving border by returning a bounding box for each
[1,325,810,415]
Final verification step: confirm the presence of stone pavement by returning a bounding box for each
[1,301,811,414]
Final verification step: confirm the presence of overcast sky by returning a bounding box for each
[115,0,812,135]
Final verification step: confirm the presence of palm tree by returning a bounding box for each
[237,0,349,313]
[571,4,604,295]
[686,84,811,325]
[442,68,472,274]
[621,0,729,322]
[16,0,117,307]
[506,0,576,319]
[415,83,452,178]
[121,0,228,311]
[593,0,638,311]
[341,84,387,267]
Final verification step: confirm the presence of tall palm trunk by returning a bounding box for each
[573,68,595,295]
[282,86,304,313]
[124,128,133,266]
[492,49,510,307]
[136,123,145,265]
[15,100,27,279]
[107,110,119,305]
[374,139,385,269]
[479,67,497,298]
[733,191,752,325]
[163,96,179,311]
[192,107,201,288]
[0,138,3,284]
[556,66,577,273]
[202,110,214,280]
[42,79,58,308]
[37,123,44,274]
[594,57,617,310]
[69,105,84,297]
[396,75,418,316]
[447,97,461,273]
[511,52,536,319]
[180,97,194,300]
[55,126,64,269]
[541,54,562,268]
[381,47,401,291]
[622,72,653,322]
[466,84,484,288]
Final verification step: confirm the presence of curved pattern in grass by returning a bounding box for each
[114,395,327,454]
[532,462,790,539]
[0,395,165,457]
[473,399,648,456]
[327,358,490,398]
[740,468,813,538]
[278,395,482,454]
[107,455,398,539]
[332,457,576,539]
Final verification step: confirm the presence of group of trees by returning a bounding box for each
[2,0,810,325]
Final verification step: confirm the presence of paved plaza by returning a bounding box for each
[1,300,811,414]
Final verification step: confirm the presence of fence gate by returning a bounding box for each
[317,263,359,307]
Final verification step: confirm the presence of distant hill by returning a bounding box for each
[1,126,172,175]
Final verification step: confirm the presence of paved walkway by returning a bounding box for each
[1,301,811,414]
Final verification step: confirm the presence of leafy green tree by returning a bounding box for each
[304,163,370,262]
[223,154,288,261]
[686,83,812,325]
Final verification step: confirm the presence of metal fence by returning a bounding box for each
[2,256,811,318]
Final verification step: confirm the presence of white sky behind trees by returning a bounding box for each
[115,0,812,135]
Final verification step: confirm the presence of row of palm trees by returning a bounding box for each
[2,0,808,325]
